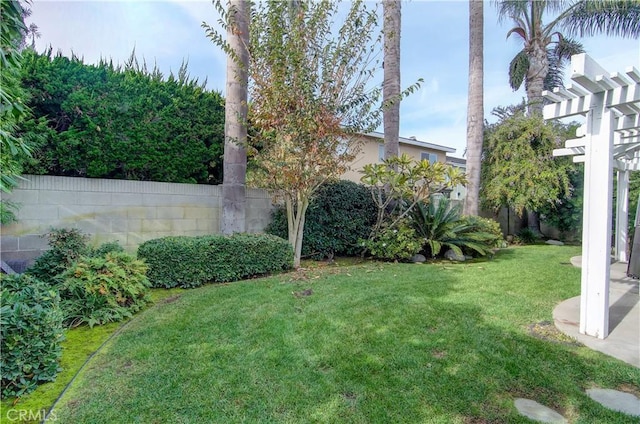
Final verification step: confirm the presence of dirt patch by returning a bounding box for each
[160,295,181,304]
[528,321,582,346]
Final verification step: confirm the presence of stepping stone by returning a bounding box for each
[586,388,640,417]
[545,239,564,246]
[514,398,567,423]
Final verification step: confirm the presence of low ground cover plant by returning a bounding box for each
[138,233,293,288]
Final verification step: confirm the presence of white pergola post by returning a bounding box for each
[579,96,614,338]
[544,53,640,340]
[615,169,629,263]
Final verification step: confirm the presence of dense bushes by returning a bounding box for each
[138,234,293,288]
[28,228,90,283]
[0,274,64,399]
[18,49,225,183]
[266,180,376,259]
[59,252,151,328]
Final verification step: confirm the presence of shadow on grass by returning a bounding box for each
[48,259,637,424]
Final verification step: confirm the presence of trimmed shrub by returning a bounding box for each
[1,274,64,399]
[137,233,294,288]
[59,252,151,328]
[28,227,90,284]
[266,180,376,259]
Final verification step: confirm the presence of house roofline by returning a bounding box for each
[362,131,456,153]
[446,156,466,166]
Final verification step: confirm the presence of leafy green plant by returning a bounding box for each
[0,274,64,399]
[137,233,294,288]
[516,228,539,245]
[27,228,90,284]
[460,215,505,248]
[267,181,377,259]
[411,199,499,258]
[59,252,151,328]
[361,221,423,261]
[91,241,125,257]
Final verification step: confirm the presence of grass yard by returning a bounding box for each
[13,246,640,422]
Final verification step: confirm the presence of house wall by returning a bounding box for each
[342,137,448,182]
[0,175,274,267]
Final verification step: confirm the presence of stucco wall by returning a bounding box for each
[0,175,274,266]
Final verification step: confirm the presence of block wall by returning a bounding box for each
[0,175,274,265]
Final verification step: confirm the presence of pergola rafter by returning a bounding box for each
[543,54,640,340]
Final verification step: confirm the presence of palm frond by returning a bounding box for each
[509,50,529,91]
[544,35,584,91]
[562,0,640,38]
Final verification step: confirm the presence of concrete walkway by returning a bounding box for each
[553,256,639,368]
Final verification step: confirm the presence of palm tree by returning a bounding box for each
[382,0,401,163]
[498,0,639,116]
[497,0,585,116]
[496,0,638,233]
[221,0,250,234]
[463,0,484,217]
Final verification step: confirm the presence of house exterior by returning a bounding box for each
[446,156,467,202]
[341,131,457,183]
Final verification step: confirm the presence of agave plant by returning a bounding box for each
[411,198,499,258]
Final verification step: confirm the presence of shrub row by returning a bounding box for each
[1,274,65,399]
[137,233,293,288]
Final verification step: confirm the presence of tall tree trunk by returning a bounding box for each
[525,39,548,116]
[463,0,483,217]
[382,0,401,163]
[221,0,249,234]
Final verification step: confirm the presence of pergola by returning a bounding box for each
[543,53,640,339]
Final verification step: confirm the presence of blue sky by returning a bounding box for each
[28,0,640,158]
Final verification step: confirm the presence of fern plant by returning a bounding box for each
[411,199,499,258]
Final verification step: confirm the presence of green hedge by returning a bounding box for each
[137,233,294,288]
[266,180,376,259]
[0,274,64,399]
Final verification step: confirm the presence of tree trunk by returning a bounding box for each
[526,209,543,236]
[525,39,548,116]
[221,0,249,234]
[286,193,308,268]
[463,0,483,217]
[382,0,401,163]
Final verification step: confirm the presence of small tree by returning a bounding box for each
[360,153,466,238]
[207,0,421,267]
[481,109,572,218]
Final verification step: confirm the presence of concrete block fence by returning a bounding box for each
[0,175,274,266]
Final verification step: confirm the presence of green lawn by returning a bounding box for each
[10,246,640,423]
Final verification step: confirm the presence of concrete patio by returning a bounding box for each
[553,256,639,368]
